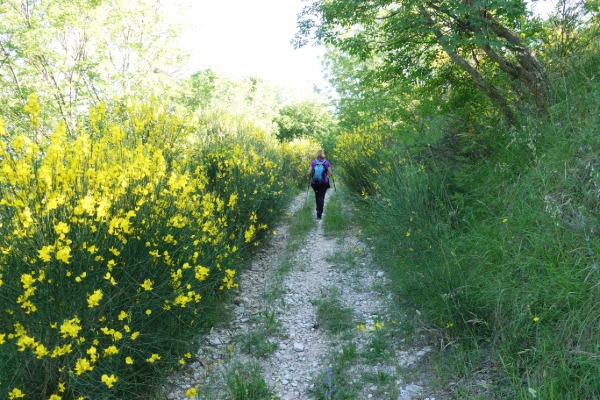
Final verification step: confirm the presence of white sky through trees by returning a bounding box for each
[169,0,327,98]
[169,0,558,97]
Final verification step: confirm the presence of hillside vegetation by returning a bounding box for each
[301,1,599,398]
[1,0,598,399]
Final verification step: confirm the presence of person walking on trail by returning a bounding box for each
[308,149,333,220]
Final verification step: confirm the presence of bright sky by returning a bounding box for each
[171,0,327,98]
[170,0,557,97]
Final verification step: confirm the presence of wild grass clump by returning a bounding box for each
[335,50,600,398]
[312,289,355,335]
[322,192,351,236]
[222,361,274,400]
[0,99,302,398]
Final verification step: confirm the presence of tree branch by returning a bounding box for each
[0,41,23,93]
[420,5,516,125]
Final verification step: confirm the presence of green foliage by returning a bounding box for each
[238,310,282,358]
[322,48,417,132]
[238,329,278,358]
[323,192,351,236]
[0,0,187,135]
[280,137,324,188]
[340,46,600,397]
[181,69,282,135]
[333,124,402,196]
[274,99,338,146]
[298,0,549,125]
[0,101,306,399]
[222,362,274,400]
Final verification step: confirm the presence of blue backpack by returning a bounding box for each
[313,159,326,182]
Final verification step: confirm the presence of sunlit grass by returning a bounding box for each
[323,192,352,236]
[332,51,600,398]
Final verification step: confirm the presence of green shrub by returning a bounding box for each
[0,100,303,399]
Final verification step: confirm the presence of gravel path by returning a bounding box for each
[165,192,435,400]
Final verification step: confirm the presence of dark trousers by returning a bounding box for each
[311,182,329,217]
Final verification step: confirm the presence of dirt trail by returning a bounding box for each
[166,192,434,399]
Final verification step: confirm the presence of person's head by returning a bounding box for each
[316,149,326,160]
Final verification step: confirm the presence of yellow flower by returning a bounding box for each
[118,310,128,321]
[87,346,98,362]
[60,317,82,339]
[227,193,238,208]
[74,358,94,375]
[219,269,238,290]
[194,265,209,281]
[20,273,35,288]
[0,333,6,344]
[38,245,54,262]
[104,272,117,286]
[56,245,71,264]
[79,195,96,215]
[146,353,161,363]
[244,225,256,243]
[131,331,140,340]
[8,388,25,399]
[103,345,119,356]
[101,374,118,388]
[533,317,540,322]
[185,387,198,398]
[125,356,134,365]
[140,279,154,291]
[49,395,62,400]
[87,289,103,308]
[145,309,152,316]
[23,93,41,127]
[54,222,70,236]
[50,344,72,358]
[34,343,48,358]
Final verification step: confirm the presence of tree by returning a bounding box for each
[296,0,550,126]
[0,0,186,136]
[274,99,337,145]
[537,0,598,63]
[180,69,282,135]
[321,47,415,131]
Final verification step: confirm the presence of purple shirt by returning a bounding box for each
[310,159,331,185]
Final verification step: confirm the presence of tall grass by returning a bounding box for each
[335,50,600,398]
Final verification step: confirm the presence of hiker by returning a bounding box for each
[308,149,333,219]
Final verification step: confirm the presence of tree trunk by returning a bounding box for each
[421,6,517,125]
[482,14,550,113]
